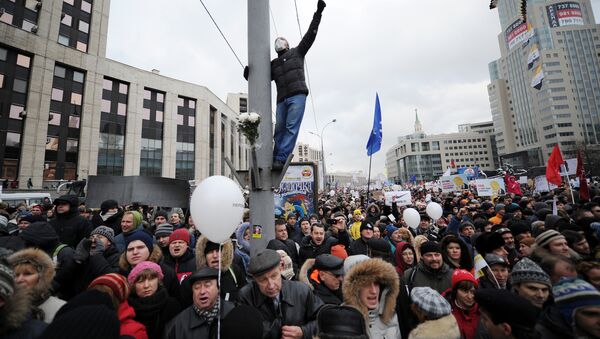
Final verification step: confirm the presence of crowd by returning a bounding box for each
[0,181,600,339]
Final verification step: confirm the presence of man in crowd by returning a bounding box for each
[348,220,374,256]
[299,253,344,305]
[402,241,453,293]
[299,219,349,265]
[509,257,552,309]
[50,195,91,248]
[267,219,300,270]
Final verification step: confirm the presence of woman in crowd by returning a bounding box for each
[394,241,417,276]
[8,248,66,323]
[127,261,181,339]
[443,269,480,339]
[440,234,474,272]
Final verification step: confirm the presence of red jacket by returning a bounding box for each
[118,300,149,339]
[451,302,480,339]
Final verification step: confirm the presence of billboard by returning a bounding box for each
[547,2,584,27]
[275,163,318,220]
[505,19,533,50]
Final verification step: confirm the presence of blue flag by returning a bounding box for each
[366,93,382,156]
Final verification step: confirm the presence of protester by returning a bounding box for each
[316,304,368,339]
[267,219,300,271]
[299,254,344,305]
[72,226,121,293]
[114,211,144,252]
[402,241,453,293]
[154,223,173,257]
[533,229,580,261]
[394,241,417,275]
[299,221,349,265]
[443,269,480,339]
[349,209,364,240]
[475,288,538,339]
[49,195,91,248]
[348,220,374,256]
[509,257,552,309]
[409,286,460,339]
[91,199,123,235]
[577,260,600,290]
[440,234,474,272]
[163,228,196,283]
[479,254,511,289]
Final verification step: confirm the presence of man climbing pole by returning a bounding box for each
[245,0,326,170]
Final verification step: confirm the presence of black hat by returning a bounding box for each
[317,305,368,338]
[509,221,531,237]
[188,267,219,285]
[248,249,281,276]
[314,254,344,276]
[40,305,121,339]
[481,202,494,211]
[100,199,119,213]
[359,221,374,232]
[459,221,475,231]
[475,232,505,255]
[154,210,169,220]
[420,241,441,255]
[420,213,431,220]
[475,289,537,330]
[367,238,391,256]
[221,304,263,339]
[204,240,220,256]
[484,254,508,267]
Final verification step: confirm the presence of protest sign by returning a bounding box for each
[384,191,412,206]
[474,178,507,196]
[440,174,468,193]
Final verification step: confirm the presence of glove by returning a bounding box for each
[317,0,326,12]
[90,239,105,256]
[243,66,249,80]
[73,238,91,263]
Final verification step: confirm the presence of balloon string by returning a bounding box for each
[217,243,222,339]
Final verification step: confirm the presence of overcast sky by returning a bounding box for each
[106,0,600,178]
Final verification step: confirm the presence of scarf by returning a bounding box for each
[193,299,220,325]
[101,209,118,221]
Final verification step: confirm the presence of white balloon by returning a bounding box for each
[426,202,443,220]
[190,176,245,244]
[403,208,420,229]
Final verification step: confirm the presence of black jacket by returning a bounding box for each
[348,237,370,256]
[91,209,124,235]
[267,238,300,271]
[298,231,350,265]
[312,282,342,305]
[50,195,91,248]
[165,299,234,339]
[163,248,197,283]
[271,11,322,103]
[73,244,121,294]
[237,279,323,339]
[128,288,182,339]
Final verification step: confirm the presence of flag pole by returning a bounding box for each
[561,164,575,204]
[366,154,373,208]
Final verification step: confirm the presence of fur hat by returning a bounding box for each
[0,258,14,301]
[8,248,55,299]
[510,257,551,287]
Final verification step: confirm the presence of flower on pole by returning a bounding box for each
[238,112,261,145]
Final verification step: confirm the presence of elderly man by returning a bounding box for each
[402,241,453,294]
[238,249,323,339]
[165,267,234,339]
[299,254,344,305]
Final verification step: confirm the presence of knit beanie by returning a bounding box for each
[0,258,15,302]
[420,241,441,256]
[510,257,551,287]
[452,269,478,290]
[331,244,349,260]
[553,278,600,328]
[154,223,173,237]
[495,203,505,212]
[535,229,566,248]
[125,230,154,253]
[385,225,398,236]
[90,226,115,244]
[127,261,164,285]
[410,286,452,320]
[169,228,190,245]
[88,273,130,302]
[359,221,374,233]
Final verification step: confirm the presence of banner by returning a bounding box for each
[547,2,584,27]
[440,174,469,193]
[384,191,412,206]
[505,19,533,50]
[474,179,507,197]
[531,65,544,90]
[457,166,480,179]
[534,175,559,193]
[275,163,317,219]
[527,44,540,70]
[560,158,577,176]
[518,176,528,184]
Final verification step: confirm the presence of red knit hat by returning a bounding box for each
[330,244,348,260]
[452,269,478,290]
[169,228,190,245]
[88,273,130,302]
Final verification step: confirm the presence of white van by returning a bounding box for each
[0,193,52,207]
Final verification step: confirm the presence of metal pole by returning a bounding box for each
[320,135,326,189]
[248,0,274,255]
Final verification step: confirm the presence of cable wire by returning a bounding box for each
[270,4,279,37]
[198,0,245,69]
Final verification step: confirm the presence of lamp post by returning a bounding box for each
[309,119,336,190]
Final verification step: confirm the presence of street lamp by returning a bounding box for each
[309,119,336,190]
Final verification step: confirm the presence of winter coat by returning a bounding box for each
[118,300,149,339]
[440,234,474,272]
[270,11,321,103]
[535,305,574,339]
[195,236,246,301]
[7,248,66,323]
[348,237,370,256]
[0,287,47,339]
[91,208,124,235]
[128,287,182,339]
[238,279,324,339]
[163,248,196,283]
[365,203,381,225]
[402,261,454,294]
[299,259,343,305]
[408,314,460,339]
[449,302,480,339]
[119,244,180,301]
[343,258,401,339]
[267,238,299,267]
[298,230,350,265]
[394,242,416,275]
[50,195,91,248]
[73,244,121,294]
[164,299,234,339]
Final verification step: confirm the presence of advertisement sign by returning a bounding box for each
[384,191,412,206]
[474,179,507,197]
[505,19,533,50]
[547,2,584,27]
[440,174,469,193]
[275,163,317,219]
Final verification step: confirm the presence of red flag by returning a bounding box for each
[577,151,590,201]
[546,145,564,186]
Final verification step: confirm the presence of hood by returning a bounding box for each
[8,248,55,301]
[235,222,251,253]
[394,241,416,274]
[440,234,473,271]
[408,314,460,339]
[367,203,380,216]
[343,258,399,324]
[299,258,316,290]
[119,244,163,272]
[0,286,34,335]
[20,221,59,252]
[54,194,79,216]
[195,235,233,270]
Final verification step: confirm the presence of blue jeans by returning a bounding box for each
[273,94,307,162]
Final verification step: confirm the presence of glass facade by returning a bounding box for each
[45,63,85,180]
[0,46,31,180]
[140,88,164,177]
[176,96,195,180]
[398,154,443,183]
[97,77,127,175]
[59,0,93,52]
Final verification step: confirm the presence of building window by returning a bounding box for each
[176,96,196,180]
[97,77,128,176]
[209,106,216,176]
[140,87,165,177]
[44,63,85,180]
[59,0,93,52]
[0,0,40,32]
[239,97,247,113]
